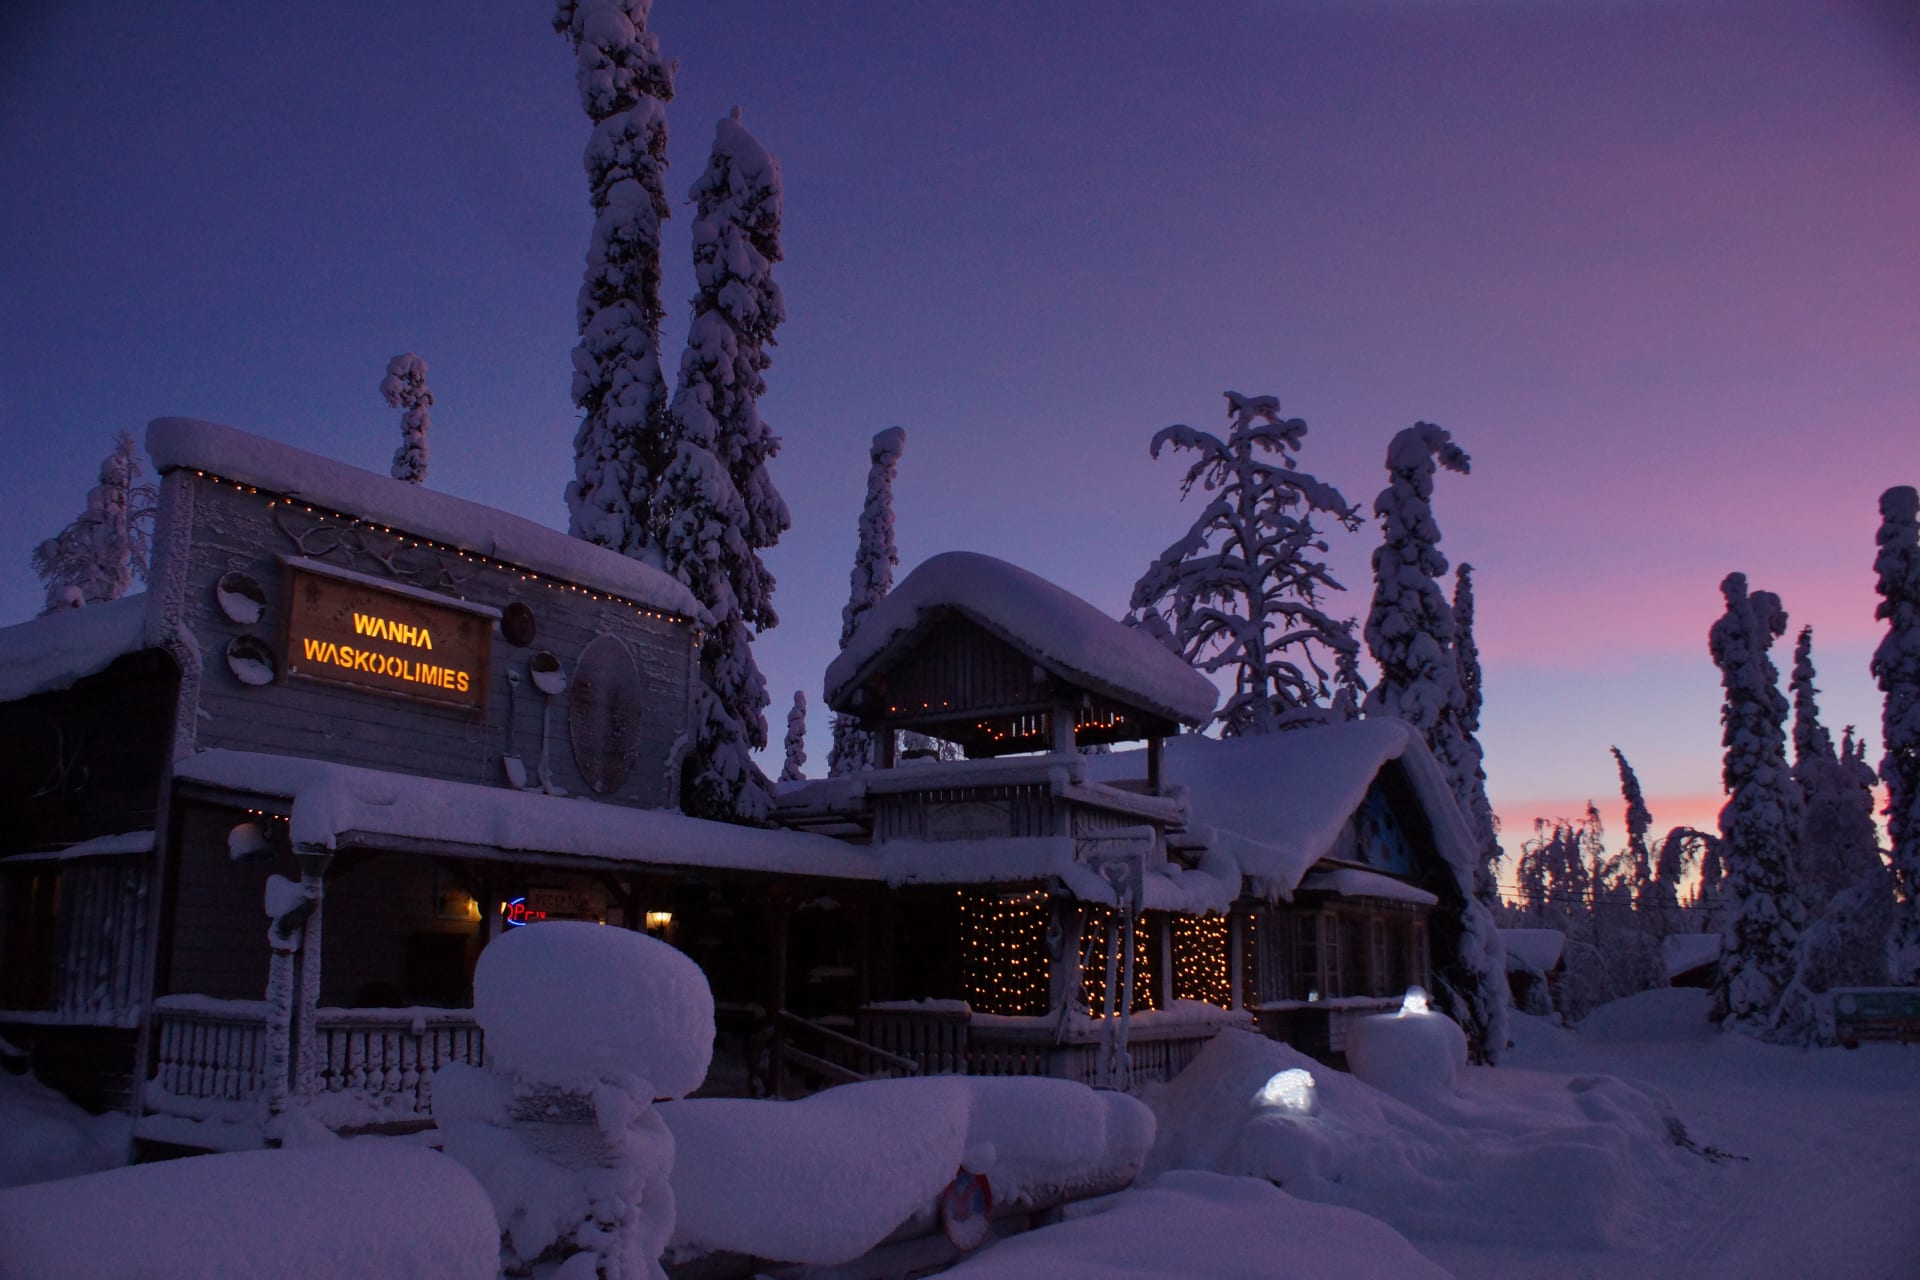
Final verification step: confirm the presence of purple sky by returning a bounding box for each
[3,1,1915,875]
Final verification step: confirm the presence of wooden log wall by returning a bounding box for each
[175,477,693,809]
[53,860,151,1023]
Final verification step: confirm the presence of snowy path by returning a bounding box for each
[1419,1028,1920,1280]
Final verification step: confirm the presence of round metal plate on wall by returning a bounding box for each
[214,571,267,625]
[225,635,278,687]
[569,634,644,794]
[500,601,537,648]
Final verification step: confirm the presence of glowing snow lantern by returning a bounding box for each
[1256,1067,1318,1114]
[1401,985,1430,1015]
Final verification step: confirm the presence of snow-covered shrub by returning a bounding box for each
[437,922,713,1278]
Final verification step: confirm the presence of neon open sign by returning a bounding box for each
[501,897,546,927]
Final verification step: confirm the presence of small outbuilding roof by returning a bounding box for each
[824,551,1218,729]
[147,418,707,625]
[0,593,154,704]
[1085,717,1467,900]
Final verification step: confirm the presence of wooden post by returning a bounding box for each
[1051,704,1076,755]
[1046,898,1085,1019]
[292,851,331,1101]
[769,892,792,1098]
[1157,915,1174,1011]
[1229,912,1244,1012]
[1147,736,1165,794]
[876,727,896,770]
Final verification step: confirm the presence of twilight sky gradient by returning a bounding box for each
[3,1,1915,880]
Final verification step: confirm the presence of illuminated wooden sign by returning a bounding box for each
[281,559,494,710]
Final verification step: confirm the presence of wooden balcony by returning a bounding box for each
[854,1003,1244,1088]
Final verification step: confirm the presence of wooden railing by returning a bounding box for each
[856,1005,1231,1087]
[151,996,271,1107]
[146,997,482,1130]
[311,1007,484,1120]
[775,1011,920,1094]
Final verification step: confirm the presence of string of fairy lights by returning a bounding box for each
[188,469,700,635]
[1171,915,1232,1009]
[958,889,1050,1015]
[1077,904,1158,1017]
[958,891,1253,1017]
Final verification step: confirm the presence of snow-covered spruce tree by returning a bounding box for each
[655,110,790,823]
[1872,485,1920,978]
[1454,564,1501,904]
[1362,423,1507,1056]
[32,432,157,613]
[1130,391,1363,735]
[779,691,807,784]
[1612,747,1656,910]
[828,426,906,777]
[1708,572,1808,1038]
[381,353,432,485]
[556,0,675,556]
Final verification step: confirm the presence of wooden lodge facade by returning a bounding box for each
[0,419,1474,1152]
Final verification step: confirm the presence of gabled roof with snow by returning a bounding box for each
[172,749,877,880]
[0,593,155,704]
[147,418,706,625]
[1083,718,1476,899]
[823,551,1217,728]
[1501,927,1567,973]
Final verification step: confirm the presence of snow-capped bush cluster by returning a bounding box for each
[31,432,156,614]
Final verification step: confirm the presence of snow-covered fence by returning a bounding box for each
[152,996,270,1105]
[312,1007,484,1119]
[146,996,482,1130]
[857,1006,1223,1086]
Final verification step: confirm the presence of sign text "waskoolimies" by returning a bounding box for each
[281,564,492,710]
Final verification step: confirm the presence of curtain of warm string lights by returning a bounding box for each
[1171,915,1231,1009]
[958,889,1050,1016]
[1078,905,1157,1016]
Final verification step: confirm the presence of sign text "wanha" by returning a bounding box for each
[352,612,434,650]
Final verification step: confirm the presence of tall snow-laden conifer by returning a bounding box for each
[1362,422,1505,1056]
[381,353,432,485]
[33,432,157,613]
[1872,485,1920,976]
[1709,572,1807,1038]
[1612,747,1655,908]
[780,691,807,784]
[1454,564,1501,904]
[556,0,675,556]
[1130,391,1363,735]
[829,426,906,777]
[656,109,790,822]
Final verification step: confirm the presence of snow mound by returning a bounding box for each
[474,922,713,1098]
[0,1070,129,1189]
[0,1142,496,1279]
[1344,1004,1468,1104]
[941,1169,1449,1280]
[664,1077,972,1265]
[962,1076,1154,1208]
[662,1075,1153,1267]
[1145,1029,1701,1249]
[1576,987,1716,1044]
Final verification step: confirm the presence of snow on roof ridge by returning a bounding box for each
[0,592,153,704]
[147,417,707,625]
[824,550,1218,727]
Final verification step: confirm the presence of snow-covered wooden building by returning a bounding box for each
[0,419,1485,1148]
[0,419,871,1146]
